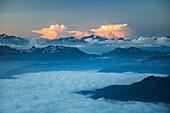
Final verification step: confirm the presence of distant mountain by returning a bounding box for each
[0,34,29,45]
[144,52,170,62]
[102,47,161,56]
[0,45,89,60]
[117,37,125,41]
[23,45,88,56]
[40,35,110,45]
[81,35,108,42]
[44,36,86,45]
[99,47,170,74]
[79,76,170,104]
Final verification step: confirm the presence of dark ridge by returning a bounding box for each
[78,76,170,104]
[102,47,161,56]
[145,53,170,61]
[0,45,91,61]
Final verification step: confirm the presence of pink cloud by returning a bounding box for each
[31,23,130,39]
[32,24,67,40]
[68,30,90,38]
[91,24,128,38]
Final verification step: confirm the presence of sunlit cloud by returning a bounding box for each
[32,24,67,40]
[32,23,130,39]
[68,30,90,38]
[91,24,128,38]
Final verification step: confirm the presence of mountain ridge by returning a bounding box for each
[102,47,162,56]
[79,76,170,104]
[0,34,29,45]
[0,45,90,60]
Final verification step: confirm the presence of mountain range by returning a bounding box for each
[0,45,164,56]
[1,34,170,54]
[0,45,89,61]
[1,45,170,61]
[0,34,29,45]
[99,47,170,74]
[44,36,86,45]
[0,34,109,46]
[0,45,170,77]
[0,45,88,55]
[102,47,161,56]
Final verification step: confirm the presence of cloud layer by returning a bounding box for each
[84,36,170,47]
[0,71,169,113]
[32,24,129,39]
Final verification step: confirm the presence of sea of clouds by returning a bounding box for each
[0,71,170,113]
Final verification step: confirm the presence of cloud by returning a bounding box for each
[131,36,170,46]
[68,30,90,38]
[32,24,91,39]
[88,36,170,47]
[79,36,170,54]
[91,24,128,38]
[31,23,130,39]
[157,37,170,44]
[32,24,68,40]
[0,71,168,113]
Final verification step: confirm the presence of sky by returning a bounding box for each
[0,0,170,39]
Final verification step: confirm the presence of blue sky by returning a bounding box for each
[0,0,170,38]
